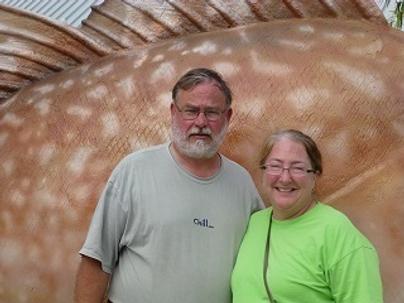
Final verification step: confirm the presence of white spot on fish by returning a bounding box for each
[34,188,56,206]
[0,113,24,127]
[152,54,164,62]
[116,76,136,99]
[237,98,266,119]
[287,88,330,111]
[222,48,232,55]
[150,62,175,84]
[72,184,92,201]
[0,240,24,263]
[101,112,120,137]
[168,40,186,51]
[238,29,250,43]
[322,31,344,42]
[1,159,14,176]
[348,39,383,56]
[38,144,56,166]
[65,207,79,222]
[323,61,385,99]
[66,105,92,120]
[392,112,404,137]
[94,63,114,77]
[34,99,50,116]
[61,79,74,89]
[156,92,172,107]
[192,41,217,55]
[131,49,148,69]
[80,64,90,74]
[324,129,351,161]
[278,39,313,51]
[377,57,390,64]
[352,32,366,39]
[298,24,315,33]
[84,77,94,86]
[34,84,55,94]
[21,178,31,189]
[87,85,109,100]
[11,189,25,207]
[67,147,93,175]
[181,50,190,56]
[129,136,153,151]
[0,132,8,147]
[26,97,34,105]
[47,214,60,230]
[251,51,292,76]
[66,132,74,141]
[213,62,240,77]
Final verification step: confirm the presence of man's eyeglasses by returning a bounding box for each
[173,102,228,122]
[260,163,316,177]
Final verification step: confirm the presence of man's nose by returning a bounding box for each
[194,111,208,126]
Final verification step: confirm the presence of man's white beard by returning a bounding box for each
[171,121,228,159]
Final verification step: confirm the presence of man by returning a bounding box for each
[74,68,263,303]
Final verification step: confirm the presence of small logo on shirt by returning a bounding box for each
[193,218,214,229]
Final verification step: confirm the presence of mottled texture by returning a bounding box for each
[0,12,403,303]
[0,0,386,103]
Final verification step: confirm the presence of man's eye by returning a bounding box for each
[292,167,305,172]
[185,109,198,114]
[269,164,282,169]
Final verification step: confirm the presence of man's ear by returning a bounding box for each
[226,107,233,121]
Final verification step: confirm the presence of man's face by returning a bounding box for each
[171,81,232,159]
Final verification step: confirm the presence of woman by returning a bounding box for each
[231,129,383,303]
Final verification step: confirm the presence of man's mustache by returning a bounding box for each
[188,127,212,136]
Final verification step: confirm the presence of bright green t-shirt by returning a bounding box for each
[231,203,383,303]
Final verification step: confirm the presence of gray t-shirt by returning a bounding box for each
[80,143,263,303]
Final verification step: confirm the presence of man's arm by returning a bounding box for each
[74,255,110,303]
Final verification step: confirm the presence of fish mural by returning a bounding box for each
[0,1,403,303]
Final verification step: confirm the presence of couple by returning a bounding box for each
[75,68,383,303]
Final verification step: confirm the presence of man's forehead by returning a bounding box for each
[180,80,221,92]
[178,81,224,98]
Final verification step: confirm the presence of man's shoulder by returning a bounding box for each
[220,155,260,191]
[112,143,169,174]
[221,154,250,175]
[122,143,168,162]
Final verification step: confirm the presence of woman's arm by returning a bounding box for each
[328,247,383,303]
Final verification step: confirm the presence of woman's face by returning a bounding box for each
[262,137,317,220]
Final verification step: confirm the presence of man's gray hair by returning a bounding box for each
[172,68,232,106]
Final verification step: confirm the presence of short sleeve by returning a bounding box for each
[327,246,383,303]
[79,179,128,274]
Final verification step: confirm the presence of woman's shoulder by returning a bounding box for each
[316,203,351,226]
[317,203,373,247]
